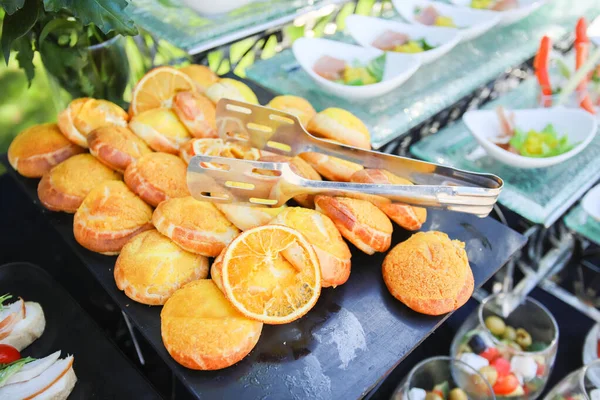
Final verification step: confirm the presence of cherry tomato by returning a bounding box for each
[0,344,20,364]
[480,347,500,362]
[536,362,545,376]
[491,357,511,377]
[493,374,520,395]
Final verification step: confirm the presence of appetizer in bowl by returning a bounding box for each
[392,0,501,42]
[448,0,546,26]
[345,15,461,65]
[292,37,421,100]
[463,107,598,168]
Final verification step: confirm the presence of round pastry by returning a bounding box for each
[205,78,259,105]
[173,91,217,138]
[350,169,427,231]
[8,123,85,178]
[87,126,153,173]
[315,195,392,255]
[215,204,286,231]
[153,196,240,257]
[258,155,321,208]
[307,108,371,150]
[37,154,121,213]
[272,207,352,287]
[129,108,191,154]
[299,152,363,182]
[114,230,209,305]
[382,231,473,316]
[179,65,219,93]
[180,138,261,165]
[124,152,189,207]
[57,98,129,148]
[73,181,154,255]
[161,279,262,370]
[266,96,316,127]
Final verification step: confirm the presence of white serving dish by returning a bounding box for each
[180,0,254,15]
[463,107,598,169]
[582,184,600,222]
[292,37,421,100]
[392,0,501,42]
[448,0,546,26]
[345,15,461,65]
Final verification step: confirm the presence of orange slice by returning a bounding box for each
[129,66,196,116]
[220,225,321,324]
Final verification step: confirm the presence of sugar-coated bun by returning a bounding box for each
[179,65,219,93]
[129,108,191,154]
[87,125,152,173]
[179,138,261,164]
[8,123,85,178]
[350,169,427,231]
[161,279,262,370]
[307,108,370,150]
[382,231,473,315]
[37,154,121,213]
[315,196,392,255]
[153,196,240,257]
[124,152,189,207]
[266,95,316,127]
[173,91,217,139]
[205,78,258,105]
[73,181,153,255]
[114,230,209,305]
[58,98,128,148]
[273,207,351,287]
[215,203,286,231]
[299,152,363,182]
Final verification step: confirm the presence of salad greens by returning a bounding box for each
[0,357,35,386]
[335,54,386,86]
[509,124,576,158]
[0,294,12,311]
[394,38,435,53]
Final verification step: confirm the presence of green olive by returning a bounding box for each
[516,328,533,349]
[449,388,468,400]
[425,392,443,400]
[503,326,517,341]
[485,315,506,336]
[459,344,473,354]
[479,366,498,386]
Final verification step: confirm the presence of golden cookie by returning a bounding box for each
[307,108,370,150]
[266,95,316,127]
[87,126,152,173]
[129,108,191,154]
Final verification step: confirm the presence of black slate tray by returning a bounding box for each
[0,262,161,400]
[0,77,528,400]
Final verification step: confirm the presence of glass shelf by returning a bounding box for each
[246,0,600,149]
[565,205,600,246]
[127,0,344,54]
[411,78,600,227]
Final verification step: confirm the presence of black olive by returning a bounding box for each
[467,334,487,354]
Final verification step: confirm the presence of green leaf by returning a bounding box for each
[0,294,11,311]
[555,58,571,80]
[42,0,138,36]
[417,38,435,51]
[0,357,35,386]
[0,0,25,15]
[0,0,39,63]
[346,78,364,86]
[13,36,34,85]
[366,53,386,83]
[509,128,527,151]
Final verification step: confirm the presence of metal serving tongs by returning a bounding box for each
[187,99,504,217]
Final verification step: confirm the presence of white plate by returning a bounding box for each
[180,0,254,15]
[448,0,546,26]
[292,37,421,100]
[345,15,461,65]
[583,184,600,222]
[392,0,500,42]
[463,107,598,169]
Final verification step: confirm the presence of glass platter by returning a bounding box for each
[246,0,600,149]
[565,205,600,246]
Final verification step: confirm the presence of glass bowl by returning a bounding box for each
[450,294,559,400]
[543,360,600,400]
[391,356,496,400]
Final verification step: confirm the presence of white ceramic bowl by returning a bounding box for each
[463,107,598,169]
[392,0,501,42]
[292,37,421,100]
[345,15,461,65]
[180,0,254,15]
[448,0,546,26]
[582,184,600,222]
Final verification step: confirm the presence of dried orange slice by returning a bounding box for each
[220,224,321,324]
[129,66,196,116]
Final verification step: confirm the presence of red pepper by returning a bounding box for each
[575,18,596,114]
[534,36,553,107]
[480,347,500,362]
[536,362,545,376]
[491,357,511,377]
[493,374,520,395]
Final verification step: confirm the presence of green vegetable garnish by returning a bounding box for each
[555,58,572,80]
[433,381,450,400]
[418,38,435,51]
[0,357,35,386]
[0,294,12,312]
[509,124,576,158]
[366,53,386,83]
